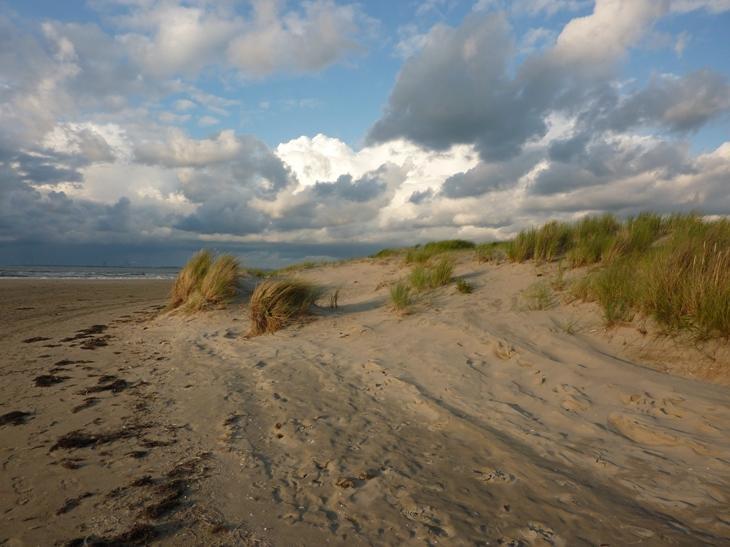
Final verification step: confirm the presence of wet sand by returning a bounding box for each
[1,261,729,546]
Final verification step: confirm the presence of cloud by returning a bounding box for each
[474,0,592,16]
[551,0,668,68]
[174,99,196,111]
[369,2,673,160]
[227,0,372,76]
[135,129,248,168]
[408,188,433,204]
[606,71,730,133]
[441,152,542,198]
[368,13,534,160]
[198,115,220,127]
[114,2,240,77]
[1,1,730,260]
[670,0,730,13]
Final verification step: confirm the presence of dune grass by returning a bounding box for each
[248,278,323,335]
[475,241,508,263]
[405,239,475,264]
[200,254,239,305]
[389,282,412,311]
[371,248,402,259]
[169,250,212,309]
[409,257,454,291]
[456,279,473,294]
[523,282,555,311]
[169,250,241,312]
[508,213,730,338]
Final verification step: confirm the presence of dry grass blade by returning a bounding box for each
[199,254,240,306]
[169,251,241,312]
[249,279,323,336]
[169,250,212,310]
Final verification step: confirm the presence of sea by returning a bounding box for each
[0,265,179,280]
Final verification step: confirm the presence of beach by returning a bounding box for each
[1,259,730,546]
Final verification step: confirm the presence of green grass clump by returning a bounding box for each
[507,228,537,262]
[475,242,508,263]
[249,279,323,335]
[371,248,402,259]
[406,239,475,263]
[389,282,412,311]
[588,260,637,324]
[534,221,573,262]
[456,279,473,294]
[169,250,240,312]
[272,260,334,275]
[409,258,454,291]
[569,216,730,337]
[523,282,555,311]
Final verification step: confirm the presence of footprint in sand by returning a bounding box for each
[473,468,516,484]
[493,340,517,361]
[607,413,715,456]
[555,384,591,413]
[399,503,454,538]
[620,392,684,419]
[520,522,564,547]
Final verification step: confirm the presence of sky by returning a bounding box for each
[1,0,730,267]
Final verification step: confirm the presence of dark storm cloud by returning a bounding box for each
[313,174,386,202]
[367,9,728,167]
[603,70,730,133]
[175,198,268,236]
[408,188,433,204]
[532,137,695,195]
[367,14,549,161]
[441,151,542,198]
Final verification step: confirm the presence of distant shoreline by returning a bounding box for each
[0,265,179,280]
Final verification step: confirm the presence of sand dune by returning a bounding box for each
[1,259,729,545]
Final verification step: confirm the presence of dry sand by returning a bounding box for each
[1,258,729,546]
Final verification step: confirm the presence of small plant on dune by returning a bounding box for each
[390,282,412,312]
[456,279,473,294]
[475,242,507,263]
[169,250,212,309]
[409,264,431,291]
[430,257,454,287]
[329,289,340,309]
[409,258,454,291]
[249,279,323,336]
[523,282,555,311]
[557,317,580,335]
[551,261,568,291]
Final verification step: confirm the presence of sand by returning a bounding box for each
[1,259,729,546]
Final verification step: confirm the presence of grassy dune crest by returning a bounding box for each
[406,240,475,264]
[249,279,323,335]
[169,250,241,312]
[510,213,730,338]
